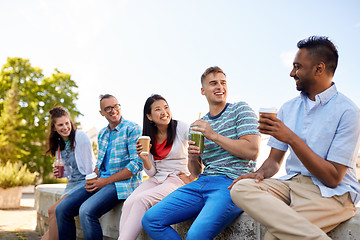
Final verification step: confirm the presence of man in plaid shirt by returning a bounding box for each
[56,94,143,240]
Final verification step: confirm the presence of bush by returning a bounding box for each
[0,162,36,189]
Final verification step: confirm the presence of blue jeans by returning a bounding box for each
[55,183,120,240]
[142,175,242,240]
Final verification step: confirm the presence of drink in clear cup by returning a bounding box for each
[85,172,98,182]
[190,129,204,154]
[54,162,65,178]
[259,107,278,128]
[138,136,151,155]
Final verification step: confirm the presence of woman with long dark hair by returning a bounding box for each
[41,106,95,240]
[118,94,192,240]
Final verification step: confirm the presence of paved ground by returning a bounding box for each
[0,193,41,240]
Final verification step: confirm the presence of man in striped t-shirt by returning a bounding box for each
[142,66,260,239]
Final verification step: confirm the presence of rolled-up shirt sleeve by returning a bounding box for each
[124,124,143,175]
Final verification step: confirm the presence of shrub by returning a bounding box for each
[0,162,36,189]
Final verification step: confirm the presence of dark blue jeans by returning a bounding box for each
[55,183,120,240]
[142,175,243,240]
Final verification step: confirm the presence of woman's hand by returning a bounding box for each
[136,141,152,157]
[53,167,59,178]
[136,140,152,170]
[177,172,194,184]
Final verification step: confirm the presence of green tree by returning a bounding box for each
[0,57,81,181]
[0,78,27,162]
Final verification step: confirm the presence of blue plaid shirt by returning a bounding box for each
[97,117,143,199]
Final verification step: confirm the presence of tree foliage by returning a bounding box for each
[0,57,81,181]
[0,78,25,162]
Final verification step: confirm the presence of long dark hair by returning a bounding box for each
[46,106,77,157]
[143,94,177,158]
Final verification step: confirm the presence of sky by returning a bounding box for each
[1,1,360,147]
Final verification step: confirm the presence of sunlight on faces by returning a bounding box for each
[290,49,317,93]
[201,72,227,105]
[100,97,122,124]
[147,99,172,127]
[54,116,72,140]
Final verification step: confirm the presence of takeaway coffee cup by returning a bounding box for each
[85,172,98,182]
[190,128,204,154]
[259,107,278,128]
[138,136,151,155]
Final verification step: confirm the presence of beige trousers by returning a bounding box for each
[230,175,356,240]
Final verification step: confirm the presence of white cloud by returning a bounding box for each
[280,50,297,68]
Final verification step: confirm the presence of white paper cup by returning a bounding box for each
[85,172,97,182]
[259,107,278,117]
[259,107,278,130]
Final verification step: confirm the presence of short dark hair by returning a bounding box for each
[297,36,338,76]
[143,94,177,158]
[99,94,117,108]
[201,66,226,85]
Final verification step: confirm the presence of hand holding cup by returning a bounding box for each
[85,172,98,182]
[53,166,59,178]
[138,136,151,155]
[259,107,277,131]
[190,128,204,154]
[53,161,65,178]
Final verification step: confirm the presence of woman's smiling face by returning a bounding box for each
[147,99,172,127]
[54,115,72,140]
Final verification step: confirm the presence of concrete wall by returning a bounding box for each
[35,184,360,240]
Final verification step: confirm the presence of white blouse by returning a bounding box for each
[144,121,190,182]
[55,129,96,177]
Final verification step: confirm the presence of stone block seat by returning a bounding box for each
[35,184,360,240]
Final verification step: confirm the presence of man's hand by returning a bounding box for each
[188,140,203,156]
[85,178,109,193]
[187,140,203,178]
[228,171,265,189]
[190,119,216,141]
[258,113,295,144]
[136,140,152,170]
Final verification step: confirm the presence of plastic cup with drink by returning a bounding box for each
[190,113,205,154]
[54,148,65,178]
[138,136,151,155]
[190,129,204,154]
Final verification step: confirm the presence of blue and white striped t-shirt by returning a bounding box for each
[201,102,259,180]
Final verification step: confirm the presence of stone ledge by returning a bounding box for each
[35,184,360,239]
